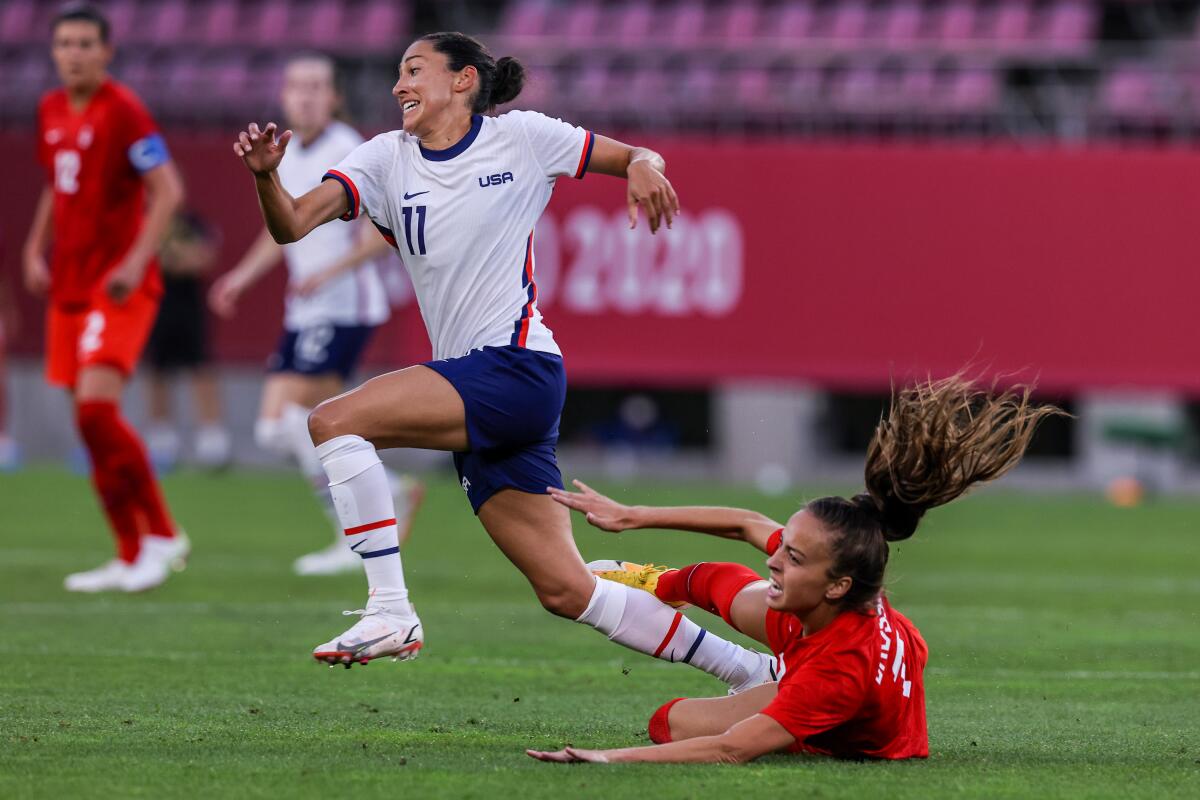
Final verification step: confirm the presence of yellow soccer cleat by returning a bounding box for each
[586,560,688,609]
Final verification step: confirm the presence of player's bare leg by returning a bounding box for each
[189,367,231,469]
[258,371,425,576]
[477,491,776,692]
[305,365,465,665]
[648,683,779,743]
[69,365,188,593]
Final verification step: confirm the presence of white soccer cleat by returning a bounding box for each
[293,539,360,576]
[64,559,131,593]
[727,650,779,695]
[312,605,423,668]
[119,531,191,593]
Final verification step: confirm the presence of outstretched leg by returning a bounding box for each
[648,683,779,744]
[477,490,775,693]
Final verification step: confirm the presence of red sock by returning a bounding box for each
[655,563,763,627]
[77,401,177,553]
[648,698,684,744]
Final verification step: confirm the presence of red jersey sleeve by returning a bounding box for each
[760,649,869,743]
[113,88,170,174]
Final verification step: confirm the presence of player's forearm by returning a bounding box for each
[230,228,284,285]
[627,505,781,543]
[627,146,666,175]
[125,169,184,268]
[22,188,54,257]
[254,171,305,244]
[602,735,758,764]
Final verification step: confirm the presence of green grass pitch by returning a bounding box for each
[1,467,1197,798]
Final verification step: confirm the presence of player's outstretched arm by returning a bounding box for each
[105,161,185,302]
[292,220,394,297]
[207,228,284,318]
[586,135,680,234]
[549,479,783,552]
[234,122,348,244]
[527,713,794,764]
[21,187,54,296]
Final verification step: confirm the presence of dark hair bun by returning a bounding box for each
[490,56,525,107]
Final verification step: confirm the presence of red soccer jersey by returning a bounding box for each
[760,594,929,760]
[37,79,167,309]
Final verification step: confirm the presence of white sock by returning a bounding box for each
[316,434,412,614]
[281,404,341,531]
[576,577,769,690]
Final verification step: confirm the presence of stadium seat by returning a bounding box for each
[882,1,925,49]
[770,0,817,42]
[146,0,191,45]
[615,1,655,45]
[1040,0,1095,54]
[665,0,708,48]
[252,0,293,46]
[500,0,552,39]
[713,1,761,43]
[562,0,601,46]
[357,0,408,52]
[934,0,978,50]
[0,0,36,44]
[200,0,241,46]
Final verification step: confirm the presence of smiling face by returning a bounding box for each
[51,19,111,94]
[392,39,477,138]
[280,57,338,136]
[764,509,852,616]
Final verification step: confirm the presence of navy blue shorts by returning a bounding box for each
[267,323,375,380]
[425,345,566,514]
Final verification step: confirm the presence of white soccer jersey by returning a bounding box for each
[323,111,594,360]
[277,120,390,330]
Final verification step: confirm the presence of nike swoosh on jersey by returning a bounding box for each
[403,190,430,200]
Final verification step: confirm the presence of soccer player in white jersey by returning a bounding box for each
[210,53,423,575]
[232,32,773,693]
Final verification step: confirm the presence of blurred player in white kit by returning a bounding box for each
[210,53,422,575]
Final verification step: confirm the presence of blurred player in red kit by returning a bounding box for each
[21,3,189,592]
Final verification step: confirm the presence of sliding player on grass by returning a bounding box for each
[211,53,423,576]
[232,32,773,692]
[530,377,1061,763]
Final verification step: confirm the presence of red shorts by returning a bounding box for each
[45,290,159,389]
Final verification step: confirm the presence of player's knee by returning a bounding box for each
[306,401,346,446]
[535,583,591,619]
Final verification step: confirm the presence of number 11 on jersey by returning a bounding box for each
[401,205,427,256]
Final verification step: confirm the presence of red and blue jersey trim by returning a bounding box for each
[574,131,595,179]
[322,169,360,220]
[510,231,538,348]
[372,220,398,250]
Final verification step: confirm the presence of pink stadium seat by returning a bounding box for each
[147,0,190,45]
[898,61,937,109]
[628,65,669,110]
[985,0,1033,50]
[733,67,773,111]
[770,0,816,42]
[785,66,822,108]
[679,62,718,112]
[934,0,977,50]
[302,3,345,48]
[104,0,138,43]
[0,0,36,43]
[252,0,292,46]
[945,68,999,113]
[715,1,761,43]
[615,1,654,45]
[571,60,613,109]
[201,0,240,46]
[562,0,602,46]
[883,1,924,48]
[665,0,708,47]
[827,1,869,47]
[358,1,407,52]
[500,0,552,38]
[1099,65,1162,119]
[828,62,880,113]
[1041,0,1094,54]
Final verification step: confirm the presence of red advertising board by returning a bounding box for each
[2,131,1198,393]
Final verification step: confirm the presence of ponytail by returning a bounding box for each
[808,376,1065,610]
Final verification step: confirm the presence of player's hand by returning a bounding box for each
[22,252,51,297]
[234,122,292,176]
[525,747,610,764]
[547,479,636,532]
[290,271,330,298]
[208,271,246,318]
[103,258,146,303]
[627,158,679,235]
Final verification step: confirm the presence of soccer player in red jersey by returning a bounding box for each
[21,3,188,592]
[530,377,1061,764]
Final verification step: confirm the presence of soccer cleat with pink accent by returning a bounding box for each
[312,605,423,668]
